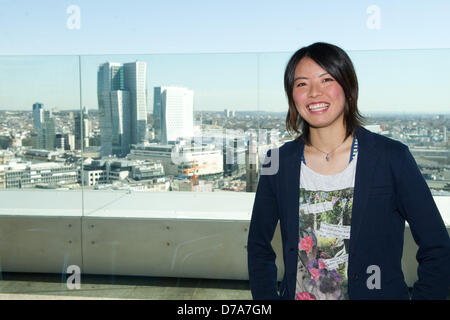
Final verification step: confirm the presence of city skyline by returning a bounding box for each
[0,107,448,194]
[1,48,450,114]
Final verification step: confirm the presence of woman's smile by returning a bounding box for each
[307,101,330,114]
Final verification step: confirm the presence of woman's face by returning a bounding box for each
[292,57,346,130]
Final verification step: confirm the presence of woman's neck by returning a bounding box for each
[309,125,348,152]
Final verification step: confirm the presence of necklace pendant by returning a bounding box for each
[326,154,329,161]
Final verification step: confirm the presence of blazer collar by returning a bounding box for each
[350,126,380,254]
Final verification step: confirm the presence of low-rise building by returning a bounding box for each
[1,162,78,189]
[82,158,164,186]
[129,142,223,178]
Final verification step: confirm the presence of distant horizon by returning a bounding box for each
[1,48,450,114]
[1,108,449,116]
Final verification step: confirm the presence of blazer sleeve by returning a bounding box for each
[247,149,281,300]
[394,143,450,299]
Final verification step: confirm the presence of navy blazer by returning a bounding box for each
[247,126,450,300]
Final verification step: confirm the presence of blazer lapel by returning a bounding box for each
[349,126,380,255]
[283,138,303,264]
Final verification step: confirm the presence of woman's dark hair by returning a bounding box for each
[284,42,364,144]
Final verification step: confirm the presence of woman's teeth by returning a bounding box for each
[308,103,329,111]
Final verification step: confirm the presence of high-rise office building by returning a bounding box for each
[110,90,131,156]
[223,137,246,178]
[55,134,65,150]
[97,61,147,157]
[98,62,124,92]
[153,86,168,142]
[153,87,163,118]
[98,62,122,156]
[34,110,55,151]
[160,87,194,144]
[64,133,75,151]
[124,61,148,145]
[245,135,259,192]
[32,103,44,130]
[74,108,90,150]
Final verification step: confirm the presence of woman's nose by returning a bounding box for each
[308,82,322,98]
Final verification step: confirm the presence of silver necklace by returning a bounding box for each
[309,137,348,161]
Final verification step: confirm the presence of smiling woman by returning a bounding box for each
[247,42,450,300]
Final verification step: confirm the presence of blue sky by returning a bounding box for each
[2,0,450,54]
[0,0,449,113]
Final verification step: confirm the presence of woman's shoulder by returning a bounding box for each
[269,136,303,159]
[356,126,415,170]
[280,136,303,150]
[357,126,408,152]
[263,136,301,154]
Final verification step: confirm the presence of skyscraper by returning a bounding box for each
[153,87,163,119]
[32,102,44,131]
[110,90,131,156]
[98,62,123,156]
[31,105,55,151]
[97,61,147,157]
[153,86,168,142]
[245,135,259,192]
[160,87,194,144]
[74,108,90,150]
[37,111,55,150]
[124,61,148,145]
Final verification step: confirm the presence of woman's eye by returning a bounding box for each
[297,82,306,87]
[323,78,334,82]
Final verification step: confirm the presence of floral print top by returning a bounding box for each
[295,148,358,300]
